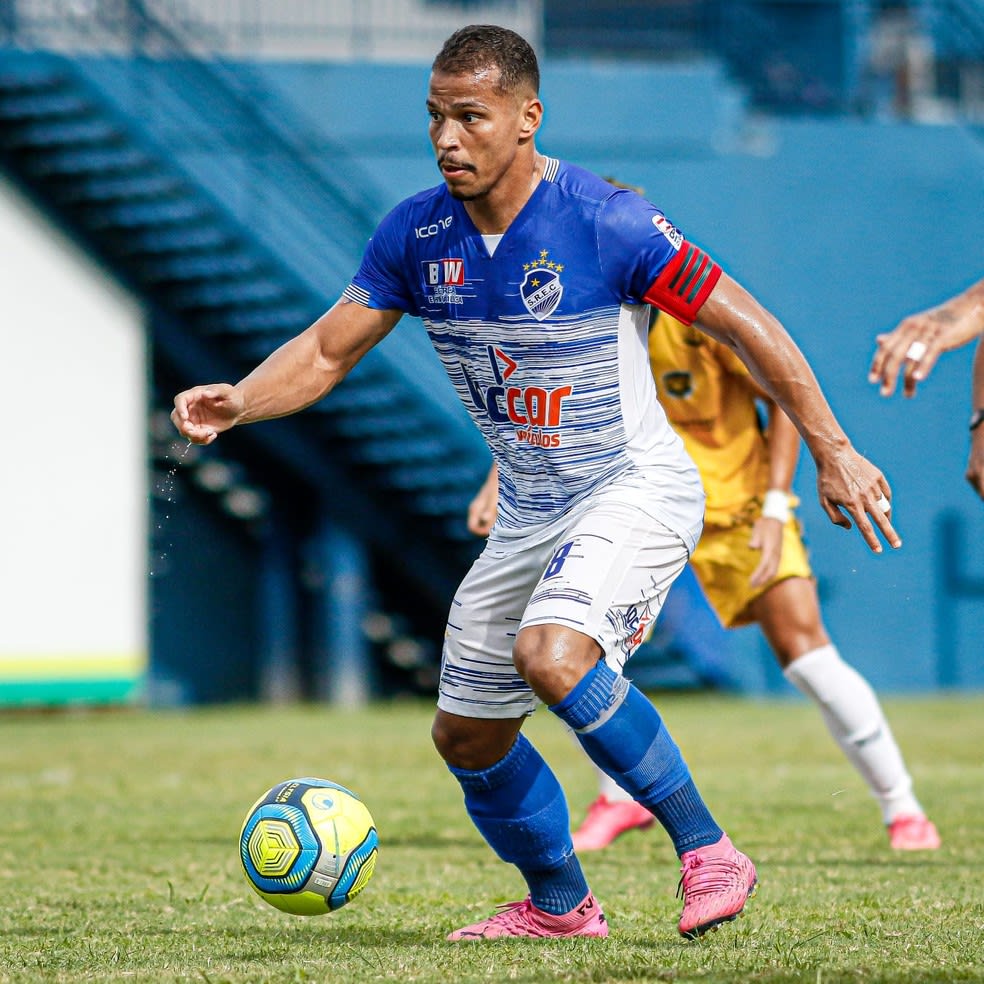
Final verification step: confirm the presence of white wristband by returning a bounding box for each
[761,489,791,523]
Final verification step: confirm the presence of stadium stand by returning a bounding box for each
[1,1,982,702]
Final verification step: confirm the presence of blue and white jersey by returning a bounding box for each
[343,159,716,551]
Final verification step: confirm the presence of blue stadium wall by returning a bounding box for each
[250,57,983,695]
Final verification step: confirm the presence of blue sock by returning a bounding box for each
[551,660,723,855]
[448,733,590,914]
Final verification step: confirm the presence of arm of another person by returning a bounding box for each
[869,276,984,398]
[747,388,801,588]
[967,337,984,499]
[171,300,402,444]
[695,273,899,554]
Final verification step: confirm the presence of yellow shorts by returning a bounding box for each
[689,515,813,628]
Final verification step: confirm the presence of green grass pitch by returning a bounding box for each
[1,694,981,983]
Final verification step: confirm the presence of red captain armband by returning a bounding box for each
[642,242,722,325]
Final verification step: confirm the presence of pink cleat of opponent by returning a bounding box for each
[571,795,655,852]
[888,815,941,851]
[677,833,757,939]
[447,892,609,941]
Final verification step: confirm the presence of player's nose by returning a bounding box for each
[434,118,461,150]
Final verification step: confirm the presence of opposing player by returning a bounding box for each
[172,26,901,941]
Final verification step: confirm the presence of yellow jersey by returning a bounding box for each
[648,311,770,529]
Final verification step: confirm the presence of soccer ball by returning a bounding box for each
[239,777,378,915]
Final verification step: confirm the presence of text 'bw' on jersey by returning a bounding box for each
[343,159,721,552]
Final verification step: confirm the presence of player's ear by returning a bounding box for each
[519,97,543,140]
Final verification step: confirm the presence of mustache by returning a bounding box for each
[439,156,475,172]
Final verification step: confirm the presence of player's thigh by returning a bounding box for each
[437,538,551,721]
[520,500,689,676]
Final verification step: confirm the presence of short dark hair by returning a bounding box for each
[433,24,540,96]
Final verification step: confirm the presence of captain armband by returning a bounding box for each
[642,242,722,325]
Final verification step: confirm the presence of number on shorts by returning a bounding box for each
[544,539,574,580]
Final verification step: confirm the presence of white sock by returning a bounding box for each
[783,644,924,824]
[595,764,633,802]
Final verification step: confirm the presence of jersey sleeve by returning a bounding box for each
[598,191,721,325]
[342,203,418,315]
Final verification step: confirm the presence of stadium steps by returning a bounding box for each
[0,49,487,608]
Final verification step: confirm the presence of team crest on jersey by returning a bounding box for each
[662,371,693,398]
[683,324,704,347]
[520,249,564,321]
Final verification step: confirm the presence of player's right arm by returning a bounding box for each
[171,300,402,445]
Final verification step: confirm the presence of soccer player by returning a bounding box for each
[171,25,901,941]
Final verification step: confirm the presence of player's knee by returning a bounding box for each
[431,712,514,770]
[511,624,560,690]
[512,625,600,703]
[431,712,464,763]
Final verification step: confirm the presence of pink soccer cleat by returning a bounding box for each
[888,815,941,851]
[677,833,757,939]
[447,891,609,941]
[571,795,655,852]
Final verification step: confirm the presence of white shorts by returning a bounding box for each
[437,499,689,719]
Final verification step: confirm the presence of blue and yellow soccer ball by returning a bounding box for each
[239,777,378,915]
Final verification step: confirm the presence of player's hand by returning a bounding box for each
[748,517,783,587]
[869,306,980,398]
[466,479,498,537]
[815,448,900,553]
[171,383,244,445]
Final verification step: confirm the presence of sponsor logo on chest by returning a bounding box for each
[461,345,574,448]
[423,257,466,305]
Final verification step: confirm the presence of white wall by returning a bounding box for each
[0,175,147,701]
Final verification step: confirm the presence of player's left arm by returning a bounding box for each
[692,272,899,554]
